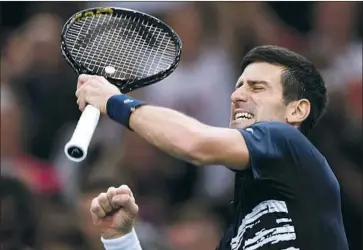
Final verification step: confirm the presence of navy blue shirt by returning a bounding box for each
[217,122,348,250]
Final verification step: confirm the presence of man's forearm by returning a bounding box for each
[129,105,209,165]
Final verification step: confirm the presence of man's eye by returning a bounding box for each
[253,86,264,90]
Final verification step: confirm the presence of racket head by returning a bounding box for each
[60,7,182,93]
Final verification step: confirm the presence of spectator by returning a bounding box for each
[0,176,40,250]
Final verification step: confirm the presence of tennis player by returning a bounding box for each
[80,45,349,250]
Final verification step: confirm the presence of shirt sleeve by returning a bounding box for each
[101,229,143,250]
[238,121,308,180]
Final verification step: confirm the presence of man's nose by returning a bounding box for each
[231,87,249,103]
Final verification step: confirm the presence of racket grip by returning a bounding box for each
[64,105,100,162]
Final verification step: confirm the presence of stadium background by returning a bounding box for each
[1,2,362,250]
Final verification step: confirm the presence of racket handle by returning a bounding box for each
[64,105,100,162]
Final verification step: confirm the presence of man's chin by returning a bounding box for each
[229,119,255,129]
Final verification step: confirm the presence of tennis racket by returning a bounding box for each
[61,7,182,162]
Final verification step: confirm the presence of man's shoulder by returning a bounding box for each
[245,121,302,134]
[240,121,310,149]
[239,121,327,166]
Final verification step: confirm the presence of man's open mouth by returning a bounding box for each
[234,112,254,121]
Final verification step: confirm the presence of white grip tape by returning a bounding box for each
[64,105,100,162]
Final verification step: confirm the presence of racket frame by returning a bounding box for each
[60,7,182,93]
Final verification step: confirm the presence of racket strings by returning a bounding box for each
[101,16,175,78]
[65,13,177,83]
[81,13,107,70]
[109,15,176,77]
[66,22,176,78]
[73,19,174,78]
[115,15,150,79]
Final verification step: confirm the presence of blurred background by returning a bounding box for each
[0,2,362,250]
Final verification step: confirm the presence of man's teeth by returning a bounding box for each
[235,112,253,120]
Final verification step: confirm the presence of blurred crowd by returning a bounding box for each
[1,2,362,250]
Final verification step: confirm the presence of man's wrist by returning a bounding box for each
[101,228,132,240]
[101,228,142,250]
[106,94,146,130]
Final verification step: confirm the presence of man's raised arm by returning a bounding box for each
[76,75,250,170]
[128,104,249,169]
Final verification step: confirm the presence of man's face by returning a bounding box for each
[230,62,288,129]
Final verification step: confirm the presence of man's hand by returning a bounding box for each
[90,185,139,239]
[76,74,121,114]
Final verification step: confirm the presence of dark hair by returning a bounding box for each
[0,176,39,248]
[240,45,327,134]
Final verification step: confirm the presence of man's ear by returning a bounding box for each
[286,99,311,126]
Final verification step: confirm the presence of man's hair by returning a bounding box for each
[240,45,327,134]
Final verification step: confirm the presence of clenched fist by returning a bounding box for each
[76,74,121,114]
[90,185,139,239]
